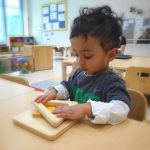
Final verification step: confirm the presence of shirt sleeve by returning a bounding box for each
[88,100,130,125]
[44,84,70,100]
[54,84,70,100]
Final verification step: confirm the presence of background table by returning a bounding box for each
[62,56,150,80]
[109,56,150,72]
[62,58,76,80]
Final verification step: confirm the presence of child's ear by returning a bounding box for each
[107,49,118,61]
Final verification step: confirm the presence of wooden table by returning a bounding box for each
[0,79,150,150]
[110,56,150,72]
[0,78,34,100]
[62,56,150,80]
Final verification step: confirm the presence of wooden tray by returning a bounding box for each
[13,110,78,141]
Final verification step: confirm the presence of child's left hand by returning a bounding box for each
[52,103,92,120]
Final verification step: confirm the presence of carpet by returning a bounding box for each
[55,57,64,60]
[30,80,59,92]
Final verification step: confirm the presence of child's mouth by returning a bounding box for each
[82,67,87,71]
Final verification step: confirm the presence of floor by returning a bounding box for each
[9,57,150,121]
[11,58,72,84]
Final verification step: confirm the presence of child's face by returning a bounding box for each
[71,36,116,75]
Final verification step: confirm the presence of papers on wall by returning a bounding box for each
[58,4,65,12]
[43,7,49,15]
[53,22,59,30]
[46,23,52,30]
[43,16,49,24]
[58,13,65,21]
[42,1,67,31]
[50,12,57,20]
[50,4,57,12]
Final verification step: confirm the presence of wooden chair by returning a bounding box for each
[0,74,29,86]
[127,88,147,121]
[69,61,78,77]
[125,66,150,95]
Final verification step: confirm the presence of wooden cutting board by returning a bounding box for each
[13,110,78,141]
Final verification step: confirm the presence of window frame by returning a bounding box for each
[0,0,24,45]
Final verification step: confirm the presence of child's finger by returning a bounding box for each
[41,97,49,104]
[55,113,67,118]
[52,108,62,114]
[41,94,54,104]
[34,95,42,101]
[35,95,45,103]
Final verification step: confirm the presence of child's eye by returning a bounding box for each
[75,54,79,57]
[84,56,93,59]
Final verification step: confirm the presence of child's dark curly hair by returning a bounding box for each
[70,6,122,51]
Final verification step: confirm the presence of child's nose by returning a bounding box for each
[77,57,85,66]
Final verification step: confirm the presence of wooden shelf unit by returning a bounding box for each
[23,45,53,71]
[9,37,34,52]
[0,44,10,53]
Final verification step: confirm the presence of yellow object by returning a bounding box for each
[32,106,56,118]
[24,62,29,67]
[15,63,19,67]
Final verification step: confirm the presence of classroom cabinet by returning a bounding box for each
[9,37,34,53]
[23,45,53,71]
[0,45,53,73]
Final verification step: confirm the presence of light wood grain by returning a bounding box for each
[1,82,150,150]
[125,67,150,95]
[110,56,150,71]
[0,78,33,100]
[33,102,64,127]
[32,100,78,127]
[32,106,56,118]
[32,46,53,71]
[0,74,29,86]
[14,110,78,141]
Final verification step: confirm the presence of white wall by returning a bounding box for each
[25,0,150,48]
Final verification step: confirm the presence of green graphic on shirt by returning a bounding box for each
[71,86,100,103]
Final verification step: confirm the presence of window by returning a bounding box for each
[0,0,23,44]
[0,0,6,44]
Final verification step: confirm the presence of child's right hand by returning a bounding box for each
[34,88,57,104]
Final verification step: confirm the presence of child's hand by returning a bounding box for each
[52,103,93,120]
[34,88,57,104]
